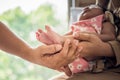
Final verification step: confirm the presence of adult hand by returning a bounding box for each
[0,22,82,71]
[26,39,82,70]
[73,32,114,60]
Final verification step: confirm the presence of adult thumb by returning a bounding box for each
[42,44,62,55]
[73,32,101,42]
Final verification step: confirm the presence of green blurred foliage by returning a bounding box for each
[0,3,64,80]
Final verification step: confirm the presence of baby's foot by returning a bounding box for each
[45,25,63,44]
[36,29,53,45]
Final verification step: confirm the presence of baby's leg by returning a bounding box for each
[36,29,53,45]
[45,25,64,44]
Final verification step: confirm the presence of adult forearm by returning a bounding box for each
[0,22,31,58]
[95,34,115,42]
[101,42,115,57]
[0,22,80,69]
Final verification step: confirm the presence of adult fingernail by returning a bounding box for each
[73,32,77,36]
[78,47,83,52]
[73,32,79,38]
[55,45,62,51]
[76,47,83,57]
[66,39,71,44]
[74,40,78,46]
[76,54,80,58]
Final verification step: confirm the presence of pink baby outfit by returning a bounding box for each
[69,14,104,73]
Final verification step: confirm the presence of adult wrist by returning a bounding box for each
[18,46,34,62]
[102,42,115,57]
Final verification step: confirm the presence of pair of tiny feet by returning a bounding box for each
[36,25,63,45]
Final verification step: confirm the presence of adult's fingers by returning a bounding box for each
[41,44,62,55]
[60,39,82,61]
[47,39,71,69]
[73,32,102,43]
[59,39,71,58]
[67,40,79,60]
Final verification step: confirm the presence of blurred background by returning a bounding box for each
[0,0,68,80]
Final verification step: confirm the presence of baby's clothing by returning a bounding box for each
[71,14,104,34]
[69,14,104,73]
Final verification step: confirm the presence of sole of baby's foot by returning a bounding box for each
[45,25,63,44]
[36,29,53,45]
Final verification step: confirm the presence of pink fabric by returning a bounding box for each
[71,14,103,34]
[69,58,89,73]
[69,14,103,73]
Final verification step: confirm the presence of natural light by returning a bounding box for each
[0,0,68,80]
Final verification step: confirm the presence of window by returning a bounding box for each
[0,0,68,80]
